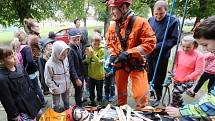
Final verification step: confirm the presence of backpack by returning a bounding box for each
[17,45,27,64]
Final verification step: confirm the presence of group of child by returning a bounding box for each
[0,17,116,120]
[0,16,215,120]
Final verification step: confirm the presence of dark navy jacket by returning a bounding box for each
[148,14,179,58]
[0,64,41,120]
[68,44,86,83]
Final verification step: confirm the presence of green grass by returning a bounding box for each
[0,25,103,45]
[182,25,193,33]
[0,32,14,44]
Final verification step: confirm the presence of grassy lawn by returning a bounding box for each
[0,25,103,45]
[1,25,193,45]
[0,32,14,44]
[182,25,192,33]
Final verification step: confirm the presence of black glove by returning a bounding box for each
[114,51,128,64]
[109,56,117,64]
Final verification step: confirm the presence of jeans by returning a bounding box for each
[148,54,169,101]
[89,78,104,102]
[52,89,70,112]
[72,77,84,107]
[193,72,215,93]
[104,74,115,99]
[172,81,194,107]
[30,75,46,104]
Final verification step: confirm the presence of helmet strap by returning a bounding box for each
[116,6,131,23]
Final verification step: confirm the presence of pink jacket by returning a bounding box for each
[205,53,215,74]
[173,50,205,82]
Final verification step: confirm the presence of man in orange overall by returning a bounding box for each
[106,0,156,107]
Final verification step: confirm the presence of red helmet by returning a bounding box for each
[108,0,132,7]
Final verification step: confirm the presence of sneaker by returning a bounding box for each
[89,101,96,107]
[109,96,115,102]
[152,99,160,107]
[97,101,103,106]
[103,95,109,101]
[41,100,48,108]
[83,97,89,103]
[186,90,195,97]
[43,91,51,95]
[169,103,178,108]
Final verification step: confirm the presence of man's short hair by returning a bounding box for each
[193,16,215,40]
[154,0,167,11]
[48,31,56,39]
[74,19,80,24]
[94,28,102,34]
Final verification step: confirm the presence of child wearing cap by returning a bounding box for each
[38,38,54,95]
[68,28,86,107]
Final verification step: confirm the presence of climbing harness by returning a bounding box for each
[115,14,136,51]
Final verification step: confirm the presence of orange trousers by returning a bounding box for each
[115,69,149,108]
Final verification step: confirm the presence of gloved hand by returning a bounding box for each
[109,56,117,66]
[114,51,129,64]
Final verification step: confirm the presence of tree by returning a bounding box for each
[172,0,215,30]
[0,0,85,26]
[60,0,85,22]
[89,0,151,35]
[88,0,109,35]
[131,0,151,17]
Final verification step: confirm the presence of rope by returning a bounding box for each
[149,0,176,94]
[132,0,176,108]
[161,0,190,107]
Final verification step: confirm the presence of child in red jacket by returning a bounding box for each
[172,35,205,107]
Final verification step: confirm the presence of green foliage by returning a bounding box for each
[59,0,85,21]
[131,0,151,18]
[89,0,108,21]
[0,0,86,27]
[171,0,215,19]
[89,0,151,22]
[1,0,214,27]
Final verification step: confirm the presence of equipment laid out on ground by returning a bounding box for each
[40,104,175,121]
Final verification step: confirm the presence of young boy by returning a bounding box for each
[38,38,54,95]
[85,33,105,106]
[44,41,71,112]
[166,16,215,120]
[104,54,116,102]
[68,28,86,107]
[94,28,116,102]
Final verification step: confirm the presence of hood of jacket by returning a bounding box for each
[51,41,69,62]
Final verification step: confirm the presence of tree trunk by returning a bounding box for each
[84,1,90,27]
[104,5,110,36]
[191,0,207,31]
[14,0,31,26]
[191,18,200,32]
[83,17,87,27]
[149,0,156,16]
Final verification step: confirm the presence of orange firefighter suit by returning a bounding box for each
[106,14,156,107]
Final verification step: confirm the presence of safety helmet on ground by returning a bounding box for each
[108,0,132,7]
